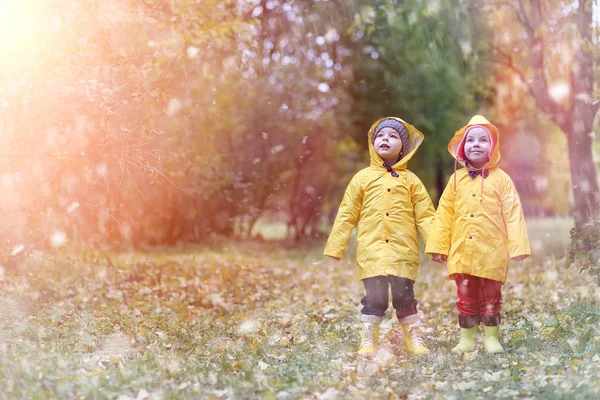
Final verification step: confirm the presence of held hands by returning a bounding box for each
[431,253,448,264]
[431,254,527,263]
[510,255,528,262]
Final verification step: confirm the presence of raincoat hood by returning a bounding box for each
[448,115,501,169]
[368,117,424,170]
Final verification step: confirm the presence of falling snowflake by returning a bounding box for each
[271,144,284,154]
[251,6,263,17]
[186,46,200,59]
[50,231,67,247]
[549,82,570,101]
[67,201,80,213]
[325,28,339,43]
[10,244,25,256]
[166,99,181,116]
[318,83,330,93]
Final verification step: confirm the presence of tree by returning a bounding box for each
[229,0,355,241]
[484,0,599,229]
[482,0,600,277]
[0,0,246,248]
[343,0,493,202]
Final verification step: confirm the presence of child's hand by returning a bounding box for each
[431,253,447,263]
[327,255,341,261]
[511,255,528,261]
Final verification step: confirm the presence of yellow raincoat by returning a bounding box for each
[324,117,435,281]
[425,115,531,284]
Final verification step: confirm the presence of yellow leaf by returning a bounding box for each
[512,329,528,340]
[569,357,583,368]
[541,327,555,338]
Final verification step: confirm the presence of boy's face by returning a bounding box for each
[464,127,491,168]
[374,127,403,162]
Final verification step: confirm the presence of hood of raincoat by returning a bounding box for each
[448,115,501,169]
[368,117,424,170]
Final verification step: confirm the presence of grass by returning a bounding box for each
[0,218,598,399]
[525,216,573,260]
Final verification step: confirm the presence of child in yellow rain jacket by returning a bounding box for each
[324,117,435,356]
[426,115,530,354]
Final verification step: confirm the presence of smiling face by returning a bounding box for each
[463,127,491,168]
[373,127,403,165]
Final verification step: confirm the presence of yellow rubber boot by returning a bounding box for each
[452,327,477,353]
[483,325,504,353]
[401,322,430,355]
[357,322,380,355]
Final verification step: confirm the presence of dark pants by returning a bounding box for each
[361,275,419,321]
[455,273,503,328]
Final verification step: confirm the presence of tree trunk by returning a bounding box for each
[567,0,600,229]
[520,0,600,230]
[566,122,600,228]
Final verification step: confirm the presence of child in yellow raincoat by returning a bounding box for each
[426,115,530,354]
[324,117,435,356]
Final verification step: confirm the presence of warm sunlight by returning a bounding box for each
[0,0,43,64]
[0,0,599,396]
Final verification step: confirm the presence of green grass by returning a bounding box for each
[525,216,573,259]
[0,218,598,399]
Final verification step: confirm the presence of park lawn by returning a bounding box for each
[0,218,599,399]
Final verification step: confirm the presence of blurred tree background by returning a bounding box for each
[0,0,598,253]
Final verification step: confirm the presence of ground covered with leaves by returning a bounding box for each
[0,226,599,399]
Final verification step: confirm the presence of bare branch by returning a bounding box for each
[514,0,535,37]
[116,156,125,189]
[490,41,570,132]
[155,169,181,190]
[79,201,118,222]
[128,171,145,198]
[489,43,535,96]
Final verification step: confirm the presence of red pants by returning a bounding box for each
[455,274,503,327]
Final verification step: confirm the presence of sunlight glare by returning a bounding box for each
[548,81,570,102]
[0,0,44,64]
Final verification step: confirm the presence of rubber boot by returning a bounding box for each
[400,321,430,355]
[483,325,504,353]
[452,327,477,353]
[357,322,380,355]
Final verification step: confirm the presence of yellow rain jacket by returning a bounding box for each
[425,115,531,284]
[324,117,435,281]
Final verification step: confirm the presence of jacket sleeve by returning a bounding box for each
[501,177,531,258]
[425,174,456,256]
[323,172,363,259]
[409,173,436,245]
